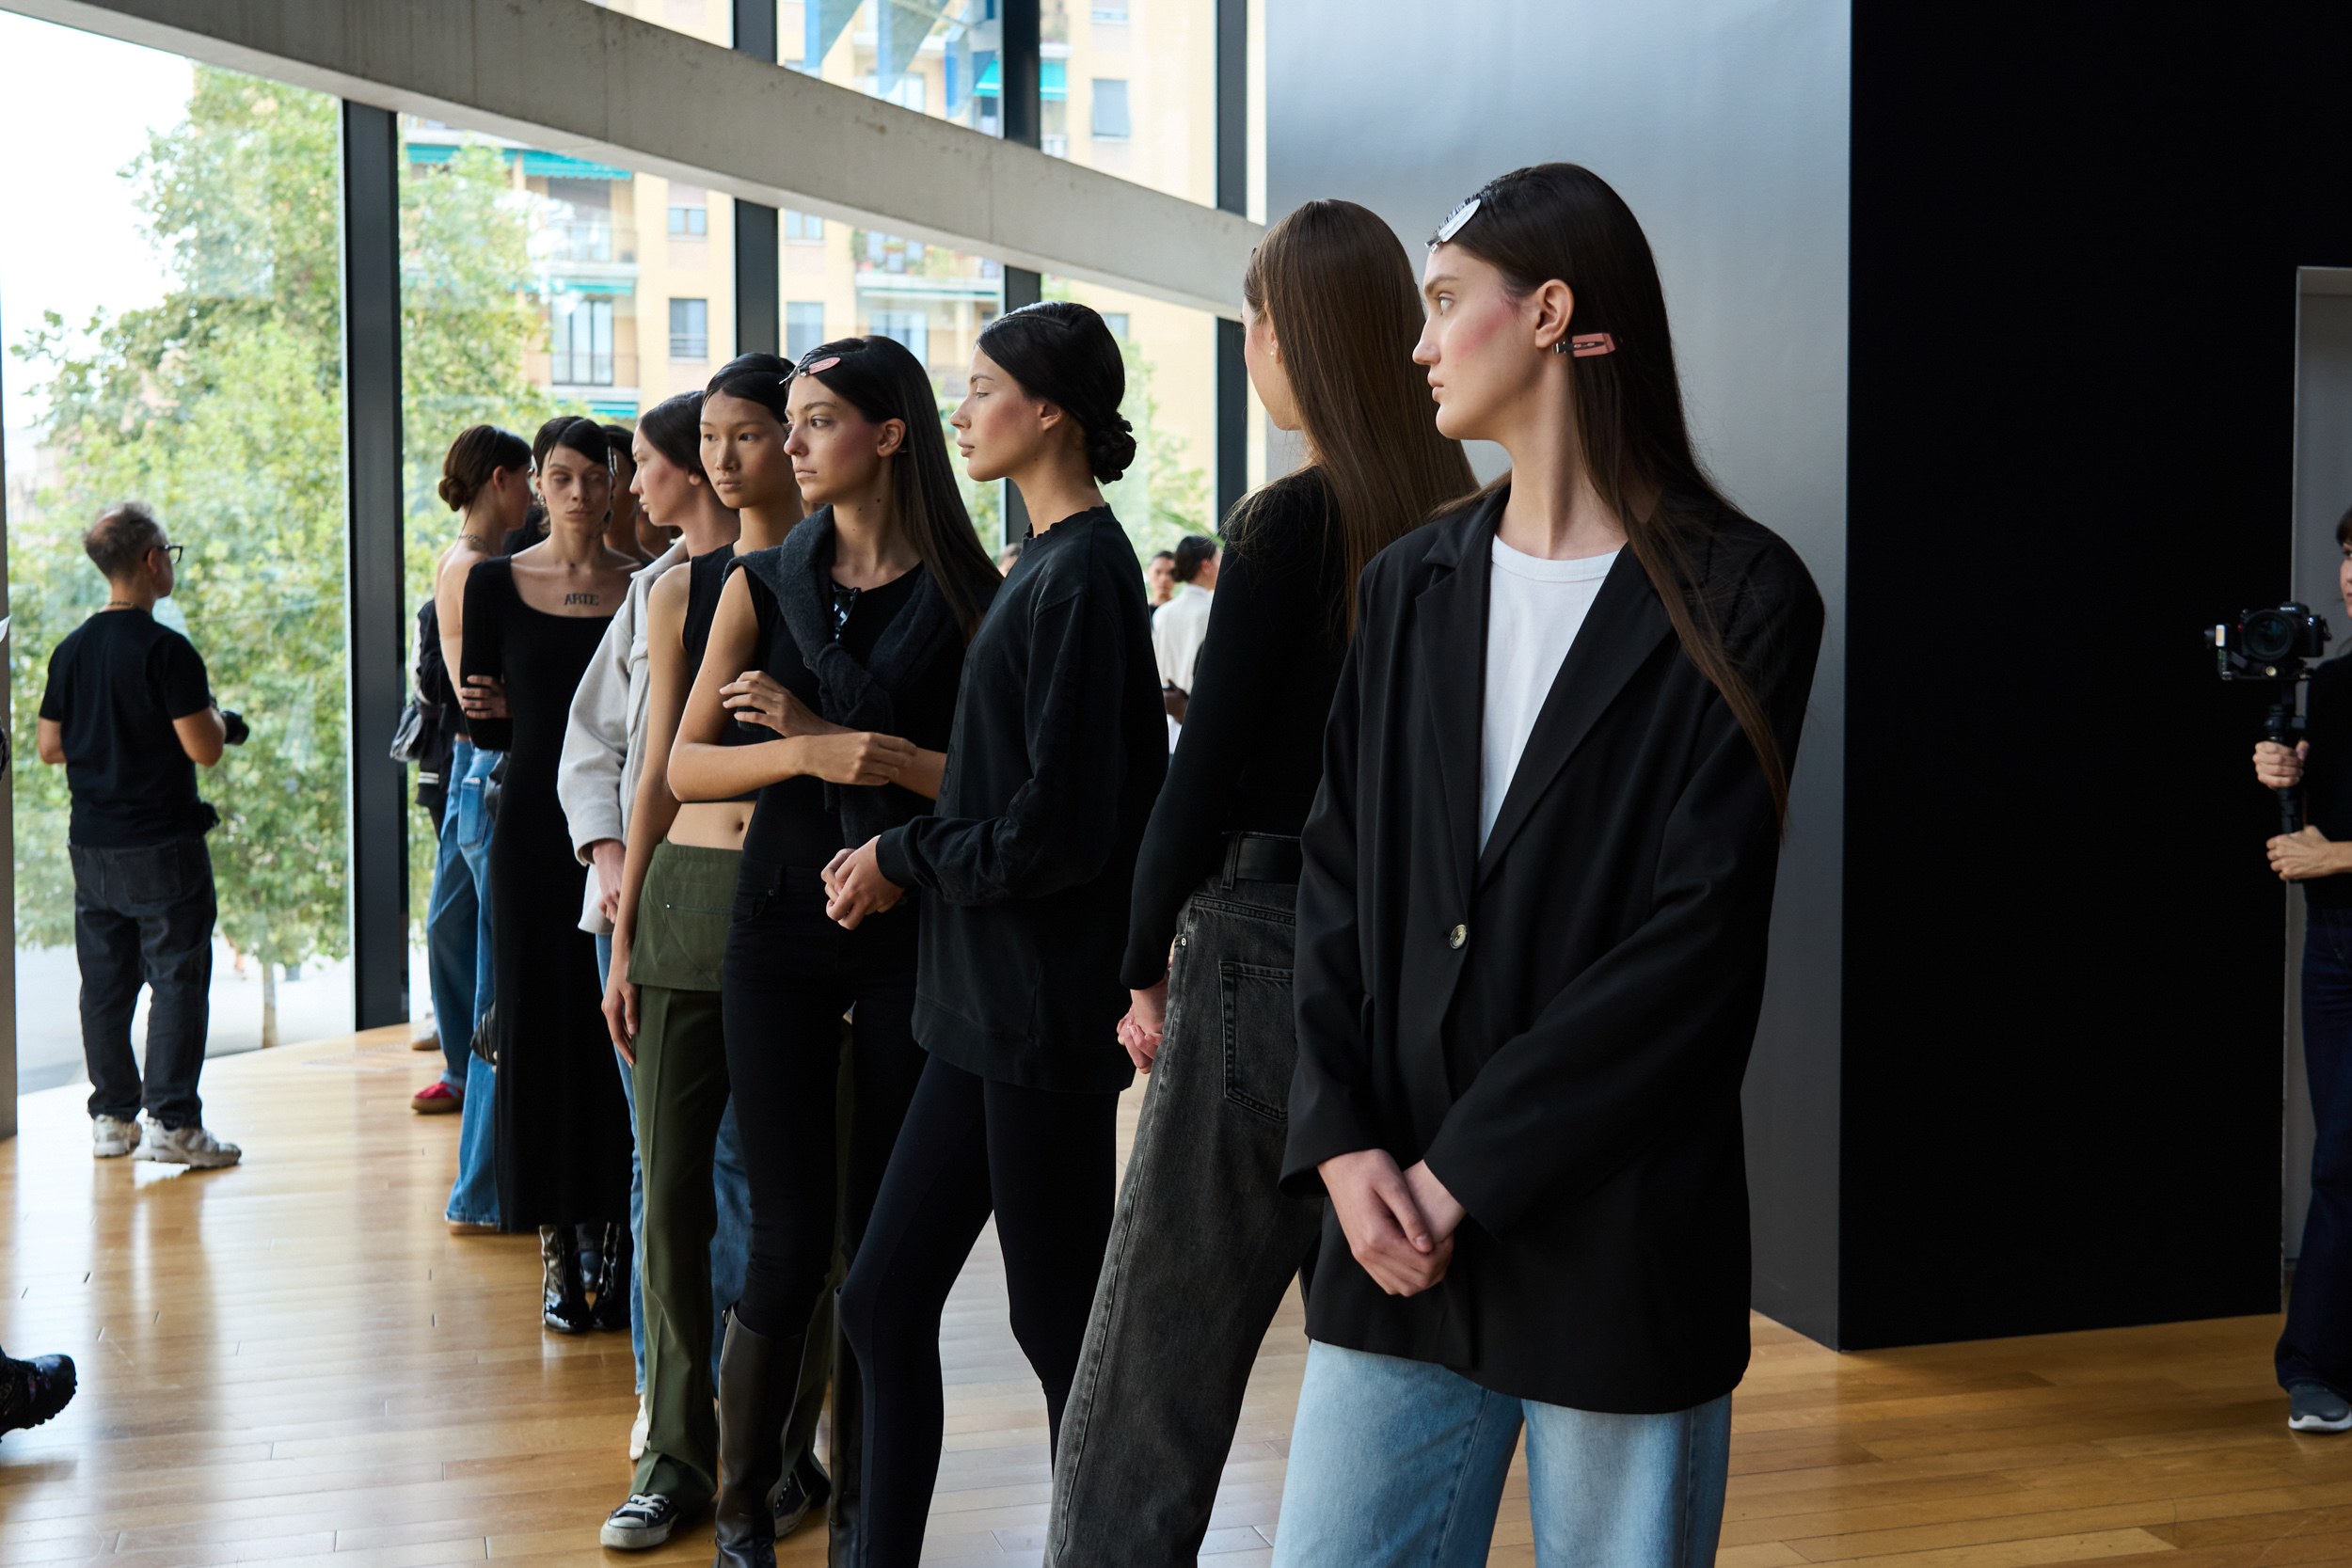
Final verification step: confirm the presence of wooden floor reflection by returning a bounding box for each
[0,1027,2338,1565]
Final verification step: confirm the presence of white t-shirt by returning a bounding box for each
[1480,537,1620,850]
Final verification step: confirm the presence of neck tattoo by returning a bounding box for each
[564,592,602,607]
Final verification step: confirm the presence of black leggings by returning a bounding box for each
[721,861,926,1339]
[838,1054,1120,1567]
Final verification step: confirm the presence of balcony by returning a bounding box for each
[547,220,636,264]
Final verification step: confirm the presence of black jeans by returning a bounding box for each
[71,834,215,1129]
[838,1054,1120,1567]
[1045,872,1323,1566]
[2284,902,2352,1393]
[720,860,926,1339]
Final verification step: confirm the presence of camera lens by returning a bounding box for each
[2245,608,2297,662]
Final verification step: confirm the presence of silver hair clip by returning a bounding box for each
[1435,196,1481,244]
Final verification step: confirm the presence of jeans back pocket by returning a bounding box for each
[1219,960,1297,1122]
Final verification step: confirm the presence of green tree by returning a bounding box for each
[9,69,560,1044]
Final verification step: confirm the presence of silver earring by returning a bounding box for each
[1551,340,1570,355]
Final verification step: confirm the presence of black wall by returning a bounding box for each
[1840,7,2352,1346]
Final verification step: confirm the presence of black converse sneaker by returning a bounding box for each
[600,1492,686,1548]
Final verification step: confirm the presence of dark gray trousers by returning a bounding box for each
[72,834,215,1129]
[1044,870,1323,1567]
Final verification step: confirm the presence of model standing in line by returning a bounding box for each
[667,338,1000,1568]
[1043,199,1477,1567]
[590,362,811,1552]
[562,391,765,1544]
[822,302,1167,1568]
[1267,165,1823,1567]
[432,425,532,1233]
[460,416,642,1330]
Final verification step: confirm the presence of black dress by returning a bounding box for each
[462,558,632,1231]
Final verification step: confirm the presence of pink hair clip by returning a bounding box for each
[1570,333,1615,357]
[803,356,842,373]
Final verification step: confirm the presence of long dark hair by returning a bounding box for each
[637,391,706,477]
[976,302,1137,483]
[438,424,530,512]
[1438,163,1789,822]
[1234,198,1476,640]
[792,336,1001,641]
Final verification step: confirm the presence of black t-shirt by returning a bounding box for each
[2305,657,2352,910]
[39,608,215,847]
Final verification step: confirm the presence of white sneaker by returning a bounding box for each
[92,1116,139,1159]
[133,1120,242,1169]
[628,1393,649,1461]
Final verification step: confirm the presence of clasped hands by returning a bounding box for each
[1320,1148,1466,1298]
[2253,741,2352,881]
[723,673,915,789]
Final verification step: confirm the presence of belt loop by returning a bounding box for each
[1221,832,1242,892]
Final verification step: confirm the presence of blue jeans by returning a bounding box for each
[2283,903,2352,1394]
[1271,1342,1732,1568]
[598,927,754,1395]
[424,744,480,1089]
[443,744,502,1228]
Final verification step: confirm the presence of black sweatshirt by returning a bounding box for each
[875,507,1168,1093]
[1121,469,1347,987]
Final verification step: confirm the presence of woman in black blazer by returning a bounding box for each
[1272,165,1824,1567]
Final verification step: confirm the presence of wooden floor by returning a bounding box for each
[0,1029,2343,1566]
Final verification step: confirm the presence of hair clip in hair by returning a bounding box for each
[803,356,842,373]
[1434,196,1482,245]
[1554,332,1616,357]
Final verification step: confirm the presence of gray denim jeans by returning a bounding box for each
[1045,863,1324,1567]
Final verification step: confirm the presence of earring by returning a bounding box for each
[1551,340,1571,356]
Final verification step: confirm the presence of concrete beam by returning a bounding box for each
[10,0,1260,318]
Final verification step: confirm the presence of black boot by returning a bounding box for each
[539,1226,593,1334]
[0,1350,74,1439]
[712,1309,803,1568]
[825,1322,862,1565]
[591,1220,632,1333]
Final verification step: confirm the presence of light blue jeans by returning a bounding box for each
[443,744,502,1228]
[596,932,754,1394]
[422,756,477,1092]
[1271,1341,1732,1568]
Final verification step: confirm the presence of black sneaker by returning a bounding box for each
[600,1492,687,1548]
[0,1353,75,1438]
[771,1451,833,1539]
[2291,1382,2352,1432]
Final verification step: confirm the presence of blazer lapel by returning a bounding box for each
[1411,496,1501,911]
[1473,549,1673,888]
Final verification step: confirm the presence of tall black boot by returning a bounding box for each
[591,1220,632,1333]
[826,1319,863,1565]
[540,1226,592,1334]
[712,1309,803,1568]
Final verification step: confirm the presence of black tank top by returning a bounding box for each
[685,546,761,802]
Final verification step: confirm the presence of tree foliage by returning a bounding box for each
[8,68,559,983]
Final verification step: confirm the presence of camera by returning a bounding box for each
[2211,602,2332,832]
[2213,602,2331,680]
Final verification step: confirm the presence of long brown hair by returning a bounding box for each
[1232,199,1476,640]
[1439,163,1790,823]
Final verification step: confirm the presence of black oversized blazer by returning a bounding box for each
[1280,487,1823,1414]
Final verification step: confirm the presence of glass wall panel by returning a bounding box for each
[2,16,361,1084]
[1047,278,1219,561]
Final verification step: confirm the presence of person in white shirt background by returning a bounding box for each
[1152,533,1219,750]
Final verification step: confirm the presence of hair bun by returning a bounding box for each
[1089,415,1138,483]
[437,474,471,511]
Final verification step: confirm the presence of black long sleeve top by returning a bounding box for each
[875,507,1168,1092]
[1120,469,1346,987]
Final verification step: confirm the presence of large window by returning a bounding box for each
[787,301,826,361]
[1,18,366,1075]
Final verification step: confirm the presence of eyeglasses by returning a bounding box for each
[151,544,184,564]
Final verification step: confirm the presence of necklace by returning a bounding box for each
[458,531,497,552]
[103,601,136,610]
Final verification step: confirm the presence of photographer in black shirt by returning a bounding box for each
[2254,506,2352,1433]
[37,503,246,1170]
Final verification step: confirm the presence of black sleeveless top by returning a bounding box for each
[738,563,963,868]
[683,546,761,802]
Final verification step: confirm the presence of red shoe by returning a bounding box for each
[411,1081,463,1115]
